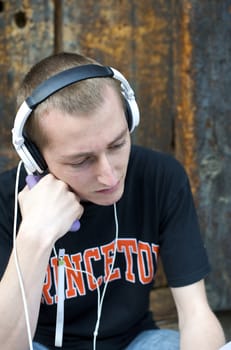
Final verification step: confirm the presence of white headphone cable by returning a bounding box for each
[52,203,119,350]
[13,160,33,350]
[53,203,119,350]
[93,203,118,349]
[52,246,101,348]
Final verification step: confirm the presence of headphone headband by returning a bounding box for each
[26,65,114,108]
[12,64,140,174]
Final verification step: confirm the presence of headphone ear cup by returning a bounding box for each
[23,135,47,172]
[124,99,133,132]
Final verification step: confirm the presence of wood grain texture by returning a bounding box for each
[0,0,54,170]
[173,0,231,311]
[190,0,231,311]
[149,286,177,322]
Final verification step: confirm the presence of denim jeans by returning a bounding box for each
[33,329,180,349]
[33,343,48,350]
[125,329,180,349]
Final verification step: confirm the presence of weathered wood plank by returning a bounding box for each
[193,1,231,311]
[0,0,54,172]
[174,0,231,311]
[149,286,177,323]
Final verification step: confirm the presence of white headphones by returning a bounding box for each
[12,64,140,174]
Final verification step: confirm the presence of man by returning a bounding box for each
[0,52,225,350]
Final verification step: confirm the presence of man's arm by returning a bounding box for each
[0,229,55,350]
[0,174,83,350]
[171,279,226,350]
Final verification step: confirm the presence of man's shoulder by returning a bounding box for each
[130,144,185,174]
[131,144,176,161]
[0,165,26,193]
[129,145,189,197]
[0,167,17,183]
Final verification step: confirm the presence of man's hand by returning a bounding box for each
[18,173,84,243]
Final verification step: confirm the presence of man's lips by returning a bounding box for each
[96,180,120,194]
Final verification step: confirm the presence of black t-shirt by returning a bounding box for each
[0,145,210,349]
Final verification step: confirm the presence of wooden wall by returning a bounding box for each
[0,0,230,322]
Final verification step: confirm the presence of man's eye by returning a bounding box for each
[110,140,126,150]
[70,158,90,167]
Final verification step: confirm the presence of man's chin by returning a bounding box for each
[94,193,123,206]
[86,187,124,206]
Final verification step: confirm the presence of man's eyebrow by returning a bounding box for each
[60,127,128,161]
[108,127,128,146]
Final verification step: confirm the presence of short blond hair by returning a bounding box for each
[18,52,123,149]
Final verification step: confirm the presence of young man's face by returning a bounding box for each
[41,85,131,206]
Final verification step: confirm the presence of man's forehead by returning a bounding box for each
[40,85,128,152]
[57,127,129,160]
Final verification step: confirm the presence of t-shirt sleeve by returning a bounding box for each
[158,159,210,288]
[0,185,14,279]
[0,168,23,279]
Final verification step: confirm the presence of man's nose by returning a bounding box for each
[96,155,117,187]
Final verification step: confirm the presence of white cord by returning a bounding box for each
[93,203,118,349]
[53,203,119,350]
[52,245,101,316]
[13,161,119,350]
[52,246,102,348]
[13,161,33,350]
